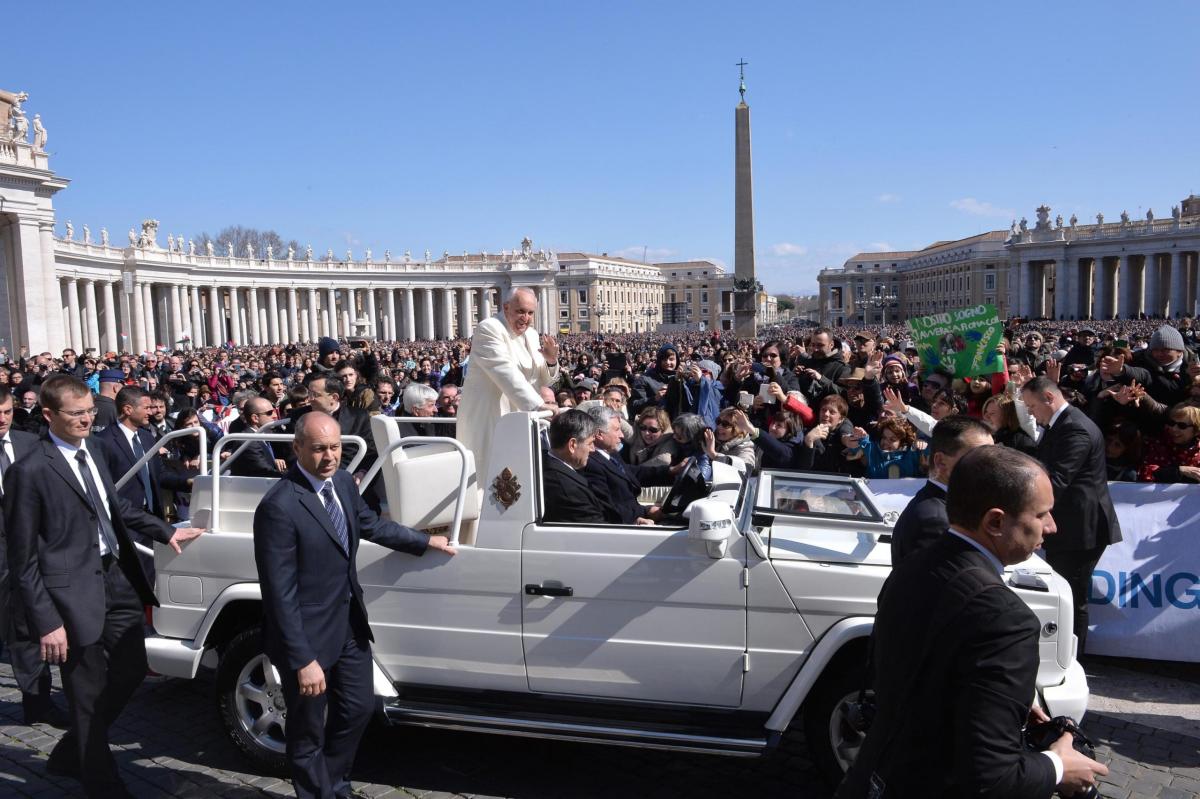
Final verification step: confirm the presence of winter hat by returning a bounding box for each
[1149,325,1185,352]
[318,337,340,358]
[697,359,722,377]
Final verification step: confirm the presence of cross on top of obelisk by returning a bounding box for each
[736,59,748,101]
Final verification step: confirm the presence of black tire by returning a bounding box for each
[802,655,872,786]
[215,627,290,775]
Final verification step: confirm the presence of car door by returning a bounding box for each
[521,521,748,707]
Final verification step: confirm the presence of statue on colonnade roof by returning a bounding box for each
[0,89,28,138]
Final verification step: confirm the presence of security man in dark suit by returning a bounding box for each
[254,411,455,799]
[1021,376,1122,655]
[95,386,193,518]
[228,397,285,478]
[541,410,609,525]
[91,369,123,432]
[890,416,992,565]
[5,374,203,796]
[837,446,1106,798]
[581,406,670,525]
[0,391,63,726]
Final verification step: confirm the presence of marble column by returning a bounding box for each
[267,287,280,344]
[326,287,337,338]
[209,285,222,344]
[101,280,118,353]
[170,283,185,346]
[458,286,474,338]
[226,287,241,344]
[1056,262,1075,321]
[1075,258,1093,320]
[479,286,493,322]
[402,288,416,341]
[64,278,82,351]
[1116,255,1134,318]
[366,288,378,338]
[34,222,65,354]
[190,286,205,348]
[142,283,158,349]
[1144,254,1162,318]
[279,287,293,344]
[243,287,258,345]
[342,288,353,338]
[422,288,435,339]
[132,282,147,353]
[440,287,455,339]
[307,289,320,344]
[383,288,396,341]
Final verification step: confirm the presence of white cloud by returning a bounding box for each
[770,242,808,257]
[876,193,901,204]
[949,197,1015,218]
[613,245,676,262]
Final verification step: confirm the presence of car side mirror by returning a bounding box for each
[685,499,737,559]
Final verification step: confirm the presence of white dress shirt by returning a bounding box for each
[49,430,115,556]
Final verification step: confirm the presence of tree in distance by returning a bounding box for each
[194,225,301,260]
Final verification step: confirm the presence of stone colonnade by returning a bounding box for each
[1015,249,1200,320]
[57,279,554,352]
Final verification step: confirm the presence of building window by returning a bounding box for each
[577,289,587,303]
[578,309,588,318]
[701,291,708,303]
[984,274,995,291]
[559,309,569,318]
[559,290,568,305]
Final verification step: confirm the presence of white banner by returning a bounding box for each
[866,479,1200,663]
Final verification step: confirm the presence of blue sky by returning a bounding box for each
[7,1,1197,294]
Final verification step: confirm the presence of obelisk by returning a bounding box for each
[733,60,758,338]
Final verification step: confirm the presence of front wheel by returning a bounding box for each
[802,659,872,786]
[215,627,289,775]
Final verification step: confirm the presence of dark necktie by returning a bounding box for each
[130,432,155,511]
[74,449,120,556]
[321,482,349,555]
[0,437,10,496]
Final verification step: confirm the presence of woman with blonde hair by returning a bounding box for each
[627,406,680,467]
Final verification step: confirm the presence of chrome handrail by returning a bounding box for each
[356,435,470,547]
[114,427,208,491]
[208,433,368,532]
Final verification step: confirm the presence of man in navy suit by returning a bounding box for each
[254,412,456,799]
[1021,376,1122,655]
[0,391,63,726]
[838,446,1107,798]
[228,397,284,477]
[5,375,203,796]
[890,416,992,566]
[541,410,609,525]
[94,386,191,519]
[581,406,670,525]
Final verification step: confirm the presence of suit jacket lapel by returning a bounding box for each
[288,470,349,559]
[43,441,89,504]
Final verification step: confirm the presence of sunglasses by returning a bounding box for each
[638,425,661,433]
[716,420,735,428]
[1166,420,1194,431]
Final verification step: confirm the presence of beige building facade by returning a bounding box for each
[554,252,666,334]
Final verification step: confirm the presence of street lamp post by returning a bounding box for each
[854,289,900,326]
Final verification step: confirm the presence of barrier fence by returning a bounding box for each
[868,479,1199,664]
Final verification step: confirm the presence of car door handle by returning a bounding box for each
[525,582,573,597]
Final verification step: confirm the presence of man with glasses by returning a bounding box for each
[5,374,203,795]
[229,397,285,478]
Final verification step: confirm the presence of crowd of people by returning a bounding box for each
[4,293,1183,796]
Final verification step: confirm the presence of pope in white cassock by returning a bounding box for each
[457,287,559,482]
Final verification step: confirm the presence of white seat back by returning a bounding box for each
[370,415,480,531]
[189,475,278,533]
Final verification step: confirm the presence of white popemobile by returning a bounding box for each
[138,411,1089,782]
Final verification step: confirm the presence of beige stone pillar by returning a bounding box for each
[142,283,158,349]
[383,288,396,340]
[266,287,280,344]
[169,283,185,346]
[402,288,416,340]
[326,286,338,338]
[101,280,118,353]
[458,286,474,338]
[64,278,82,351]
[306,289,319,343]
[479,286,493,321]
[366,288,378,338]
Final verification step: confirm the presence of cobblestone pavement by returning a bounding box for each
[1,662,1197,798]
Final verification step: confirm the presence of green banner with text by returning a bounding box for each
[908,304,1004,378]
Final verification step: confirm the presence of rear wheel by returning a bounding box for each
[216,627,289,775]
[802,655,872,785]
